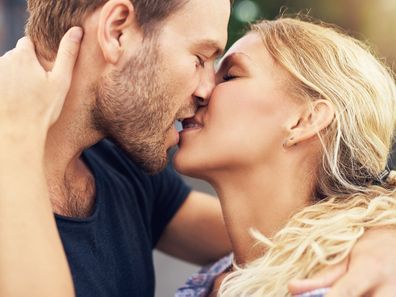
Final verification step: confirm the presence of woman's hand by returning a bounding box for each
[0,27,82,297]
[0,27,83,144]
[289,228,396,296]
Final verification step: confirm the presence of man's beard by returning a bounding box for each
[92,41,174,174]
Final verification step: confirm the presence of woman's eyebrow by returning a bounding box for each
[216,52,252,71]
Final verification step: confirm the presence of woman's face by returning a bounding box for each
[173,33,303,178]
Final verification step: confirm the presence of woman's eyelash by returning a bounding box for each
[223,74,236,81]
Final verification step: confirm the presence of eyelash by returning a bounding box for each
[196,56,205,68]
[223,74,237,81]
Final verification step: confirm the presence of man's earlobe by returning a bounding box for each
[97,0,137,65]
[285,99,335,147]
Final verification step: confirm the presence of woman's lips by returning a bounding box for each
[181,117,203,131]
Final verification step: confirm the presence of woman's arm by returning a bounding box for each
[289,227,396,296]
[0,28,82,297]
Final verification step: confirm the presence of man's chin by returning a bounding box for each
[109,137,168,174]
[127,148,169,175]
[141,156,168,175]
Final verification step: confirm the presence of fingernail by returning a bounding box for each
[69,27,83,42]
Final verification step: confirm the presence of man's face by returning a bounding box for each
[92,0,230,174]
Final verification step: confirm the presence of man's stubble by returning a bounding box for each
[92,40,178,174]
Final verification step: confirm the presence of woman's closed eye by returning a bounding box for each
[222,69,241,81]
[221,66,244,82]
[223,73,237,81]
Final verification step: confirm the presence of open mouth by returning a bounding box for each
[181,117,203,131]
[174,119,183,133]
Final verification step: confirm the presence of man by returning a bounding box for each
[3,0,231,296]
[2,1,396,297]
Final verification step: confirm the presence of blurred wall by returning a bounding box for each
[0,0,26,53]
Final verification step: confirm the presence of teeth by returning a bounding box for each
[175,120,183,132]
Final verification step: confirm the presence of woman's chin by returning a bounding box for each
[172,151,192,175]
[172,151,204,179]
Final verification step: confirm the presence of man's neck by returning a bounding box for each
[35,32,108,216]
[43,90,103,217]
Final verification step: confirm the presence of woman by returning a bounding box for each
[174,17,396,296]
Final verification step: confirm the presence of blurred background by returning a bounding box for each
[1,0,395,296]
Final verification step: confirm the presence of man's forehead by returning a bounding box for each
[163,0,230,55]
[176,0,230,39]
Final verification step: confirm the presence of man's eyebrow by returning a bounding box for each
[193,39,225,58]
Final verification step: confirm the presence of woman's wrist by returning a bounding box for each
[0,137,46,174]
[0,125,47,151]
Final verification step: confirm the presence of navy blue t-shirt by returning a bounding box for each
[55,140,191,297]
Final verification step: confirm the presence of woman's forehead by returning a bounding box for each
[216,33,274,72]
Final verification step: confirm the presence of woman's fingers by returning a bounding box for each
[0,27,83,132]
[289,259,348,295]
[50,27,83,123]
[52,27,83,85]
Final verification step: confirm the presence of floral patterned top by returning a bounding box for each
[174,254,329,297]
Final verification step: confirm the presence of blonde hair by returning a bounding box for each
[218,18,396,297]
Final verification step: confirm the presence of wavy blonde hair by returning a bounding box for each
[218,17,396,297]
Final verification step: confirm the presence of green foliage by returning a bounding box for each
[228,0,287,48]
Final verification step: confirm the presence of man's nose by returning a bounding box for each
[193,68,216,107]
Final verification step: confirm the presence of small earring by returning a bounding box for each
[283,137,294,148]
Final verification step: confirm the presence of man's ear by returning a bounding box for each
[284,99,335,148]
[97,0,141,65]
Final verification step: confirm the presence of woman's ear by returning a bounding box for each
[284,99,335,148]
[97,0,141,65]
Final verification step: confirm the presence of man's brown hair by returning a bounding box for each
[26,0,187,60]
